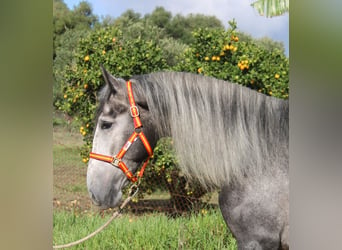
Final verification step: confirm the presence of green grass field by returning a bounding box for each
[53,112,237,249]
[53,209,237,249]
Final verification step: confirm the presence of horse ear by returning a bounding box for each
[100,65,123,94]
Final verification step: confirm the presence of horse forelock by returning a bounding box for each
[126,72,288,188]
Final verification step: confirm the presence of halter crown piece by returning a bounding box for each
[89,81,153,183]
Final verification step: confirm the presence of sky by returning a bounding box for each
[64,0,289,55]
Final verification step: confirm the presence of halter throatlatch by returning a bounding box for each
[89,81,153,183]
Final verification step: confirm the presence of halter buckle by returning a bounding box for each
[130,105,140,118]
[111,157,121,168]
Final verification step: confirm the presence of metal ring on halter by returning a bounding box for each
[128,184,139,198]
[134,127,143,134]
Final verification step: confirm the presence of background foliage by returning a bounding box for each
[53,0,289,209]
[175,19,289,99]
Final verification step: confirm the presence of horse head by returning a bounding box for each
[87,67,158,209]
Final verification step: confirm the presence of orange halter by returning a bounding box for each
[89,81,153,183]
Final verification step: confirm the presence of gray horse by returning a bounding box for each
[87,67,289,249]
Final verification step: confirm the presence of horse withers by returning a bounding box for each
[87,67,289,249]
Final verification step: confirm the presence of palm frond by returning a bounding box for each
[251,0,289,17]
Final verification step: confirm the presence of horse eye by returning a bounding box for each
[100,121,112,130]
[137,102,149,111]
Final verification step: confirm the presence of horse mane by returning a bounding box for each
[131,72,289,188]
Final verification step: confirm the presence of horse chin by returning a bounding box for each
[90,190,123,209]
[108,190,123,208]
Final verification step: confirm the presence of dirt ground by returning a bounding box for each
[53,125,93,212]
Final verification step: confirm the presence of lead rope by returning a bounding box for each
[53,184,139,249]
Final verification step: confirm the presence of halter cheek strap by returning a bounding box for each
[89,81,153,183]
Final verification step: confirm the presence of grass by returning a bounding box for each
[53,145,84,169]
[53,209,237,249]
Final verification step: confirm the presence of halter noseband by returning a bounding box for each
[89,81,153,183]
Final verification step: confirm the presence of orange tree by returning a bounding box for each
[175,20,289,99]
